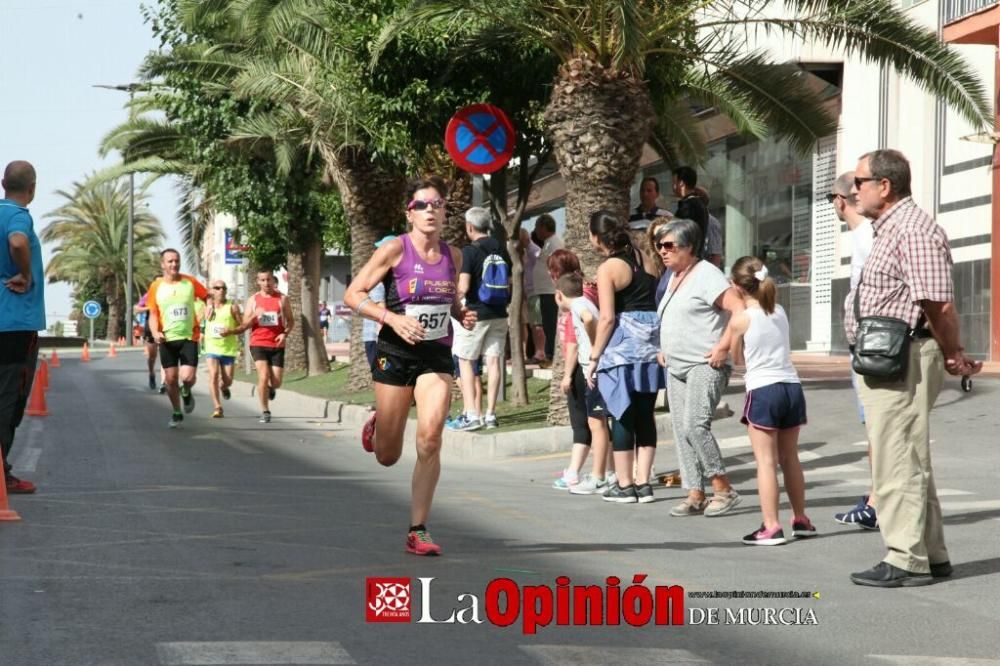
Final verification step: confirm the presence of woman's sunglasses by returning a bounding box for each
[655,241,678,251]
[407,198,446,212]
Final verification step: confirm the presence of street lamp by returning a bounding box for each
[94,83,144,347]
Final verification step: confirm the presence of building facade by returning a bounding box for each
[520,0,996,358]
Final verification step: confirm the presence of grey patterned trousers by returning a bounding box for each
[667,364,731,492]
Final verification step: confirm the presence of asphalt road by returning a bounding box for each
[1,352,998,666]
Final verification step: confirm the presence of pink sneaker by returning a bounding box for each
[406,529,442,556]
[742,523,787,546]
[361,412,376,453]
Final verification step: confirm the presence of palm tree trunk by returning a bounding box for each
[105,277,122,342]
[284,251,307,373]
[302,239,329,375]
[543,57,655,423]
[505,247,528,406]
[327,149,405,392]
[544,56,654,277]
[545,329,569,425]
[442,169,472,249]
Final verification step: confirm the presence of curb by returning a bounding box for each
[229,379,733,462]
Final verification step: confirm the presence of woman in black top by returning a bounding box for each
[584,211,664,505]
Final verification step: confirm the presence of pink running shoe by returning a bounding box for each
[406,529,442,556]
[361,411,376,453]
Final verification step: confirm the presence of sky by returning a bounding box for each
[0,0,183,322]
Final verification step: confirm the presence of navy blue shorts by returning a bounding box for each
[585,382,608,419]
[452,354,482,378]
[741,382,807,431]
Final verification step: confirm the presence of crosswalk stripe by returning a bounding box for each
[156,641,356,665]
[867,656,1000,665]
[935,489,975,497]
[717,436,750,450]
[521,646,711,665]
[802,464,869,477]
[939,499,1000,512]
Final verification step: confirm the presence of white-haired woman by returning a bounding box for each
[655,218,744,518]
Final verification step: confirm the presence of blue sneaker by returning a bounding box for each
[446,414,482,432]
[834,495,878,530]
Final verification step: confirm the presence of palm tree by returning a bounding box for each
[384,0,992,273]
[42,178,165,341]
[98,114,215,274]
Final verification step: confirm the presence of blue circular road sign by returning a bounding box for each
[83,300,102,319]
[444,103,516,174]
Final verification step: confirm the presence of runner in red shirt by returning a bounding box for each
[238,270,294,423]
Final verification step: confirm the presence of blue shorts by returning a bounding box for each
[204,353,236,366]
[741,382,807,431]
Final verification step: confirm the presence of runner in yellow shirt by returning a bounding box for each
[146,248,209,428]
[202,279,242,418]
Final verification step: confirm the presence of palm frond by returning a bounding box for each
[703,0,992,129]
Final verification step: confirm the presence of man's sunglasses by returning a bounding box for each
[825,193,844,204]
[407,198,446,212]
[854,176,881,188]
[655,241,678,251]
[212,286,227,290]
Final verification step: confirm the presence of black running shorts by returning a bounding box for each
[250,346,285,368]
[372,349,454,387]
[159,339,199,368]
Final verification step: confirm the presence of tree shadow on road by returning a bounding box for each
[943,508,1000,525]
[950,556,1000,581]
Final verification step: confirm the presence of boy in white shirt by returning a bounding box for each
[554,273,612,494]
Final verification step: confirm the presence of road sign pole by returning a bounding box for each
[89,318,94,343]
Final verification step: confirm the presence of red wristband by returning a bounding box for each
[379,309,389,326]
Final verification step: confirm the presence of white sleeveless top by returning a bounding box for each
[743,305,800,391]
[570,297,600,370]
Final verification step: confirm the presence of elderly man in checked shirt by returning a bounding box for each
[844,149,982,588]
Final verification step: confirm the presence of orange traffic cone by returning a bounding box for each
[38,358,49,391]
[25,369,48,417]
[108,343,117,359]
[50,349,61,368]
[0,450,21,522]
[81,343,90,363]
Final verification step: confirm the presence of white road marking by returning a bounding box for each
[798,450,822,461]
[17,447,42,473]
[940,499,1000,512]
[825,478,875,488]
[935,489,975,497]
[521,646,710,665]
[868,656,1000,665]
[10,420,43,472]
[852,440,870,447]
[802,464,869,477]
[156,641,355,665]
[717,435,751,450]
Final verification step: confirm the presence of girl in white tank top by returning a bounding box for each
[728,257,814,547]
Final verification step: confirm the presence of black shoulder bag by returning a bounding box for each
[851,280,923,381]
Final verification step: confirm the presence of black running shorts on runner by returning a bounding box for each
[142,320,155,344]
[250,346,285,368]
[159,340,199,368]
[372,349,454,387]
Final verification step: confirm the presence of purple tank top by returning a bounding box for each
[388,234,457,346]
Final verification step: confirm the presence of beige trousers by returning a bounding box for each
[858,337,949,573]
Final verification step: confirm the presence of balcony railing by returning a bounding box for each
[943,0,1000,24]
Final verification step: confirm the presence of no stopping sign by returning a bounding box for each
[444,104,516,174]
